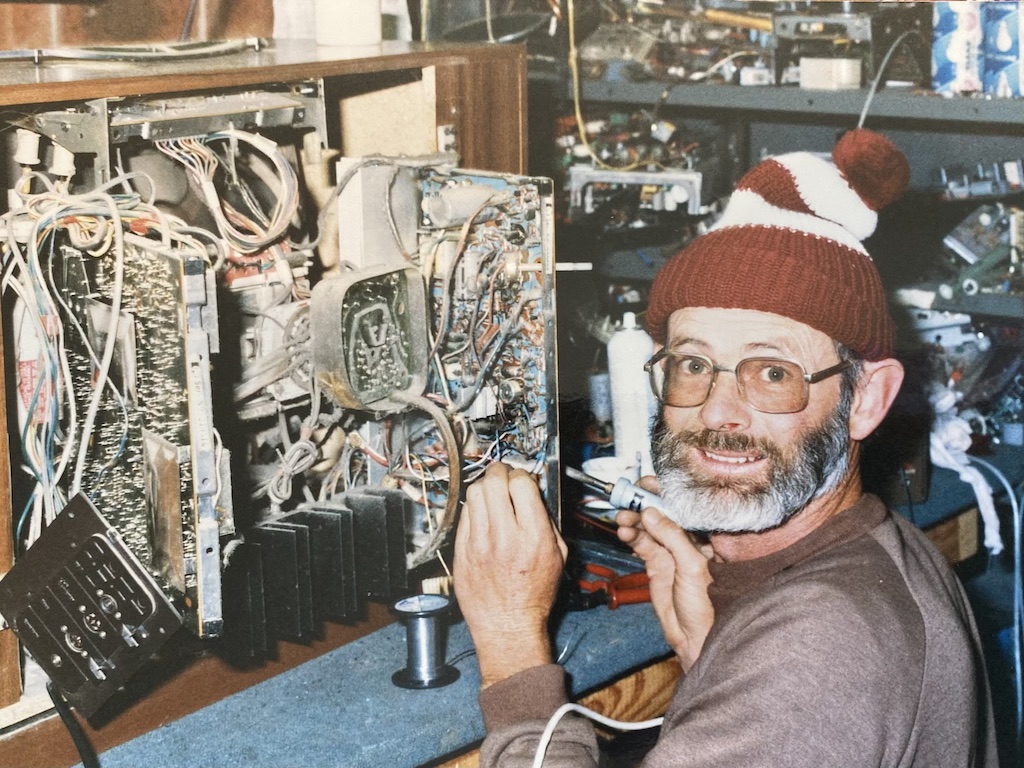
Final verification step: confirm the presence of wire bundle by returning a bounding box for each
[1,171,211,552]
[157,129,300,253]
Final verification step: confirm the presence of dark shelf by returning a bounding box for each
[578,79,1024,129]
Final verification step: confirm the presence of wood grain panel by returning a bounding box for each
[0,5,55,50]
[579,656,680,724]
[206,0,273,39]
[434,45,528,175]
[924,507,979,565]
[58,0,183,46]
[0,0,271,49]
[0,292,17,710]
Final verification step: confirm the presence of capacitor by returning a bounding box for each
[49,143,76,178]
[392,594,460,690]
[14,128,40,166]
[497,379,525,406]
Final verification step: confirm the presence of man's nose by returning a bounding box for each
[698,372,751,432]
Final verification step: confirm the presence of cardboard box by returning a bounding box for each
[984,1,1023,97]
[933,1,984,94]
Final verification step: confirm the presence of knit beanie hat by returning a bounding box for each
[645,128,909,361]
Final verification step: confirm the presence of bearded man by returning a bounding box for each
[453,129,999,767]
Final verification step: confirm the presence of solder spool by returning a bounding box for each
[392,594,460,689]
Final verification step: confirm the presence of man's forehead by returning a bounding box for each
[664,307,834,351]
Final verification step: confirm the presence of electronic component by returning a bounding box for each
[578,23,658,66]
[312,265,429,411]
[2,79,558,688]
[569,165,705,220]
[343,490,409,602]
[35,236,224,638]
[0,494,181,719]
[938,160,1024,201]
[248,521,315,642]
[772,5,931,88]
[219,541,268,662]
[279,506,358,623]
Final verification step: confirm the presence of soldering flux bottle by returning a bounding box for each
[607,311,656,477]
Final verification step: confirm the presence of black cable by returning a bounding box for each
[46,679,101,768]
[180,0,200,42]
[899,466,917,526]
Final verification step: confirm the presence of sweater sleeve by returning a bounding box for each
[478,664,600,768]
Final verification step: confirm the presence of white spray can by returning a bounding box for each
[607,312,657,476]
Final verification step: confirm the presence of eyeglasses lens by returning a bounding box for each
[655,355,808,414]
[735,358,806,413]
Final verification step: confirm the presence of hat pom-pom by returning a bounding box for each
[832,128,910,211]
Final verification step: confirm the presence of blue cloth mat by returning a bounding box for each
[82,604,670,768]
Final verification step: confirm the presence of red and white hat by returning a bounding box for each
[645,128,910,361]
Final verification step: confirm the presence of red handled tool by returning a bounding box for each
[577,563,650,609]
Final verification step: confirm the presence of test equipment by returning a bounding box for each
[772,3,931,88]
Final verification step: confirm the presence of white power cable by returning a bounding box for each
[532,703,664,768]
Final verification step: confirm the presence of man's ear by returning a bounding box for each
[849,358,905,441]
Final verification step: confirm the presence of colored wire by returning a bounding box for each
[566,0,643,171]
[393,390,462,569]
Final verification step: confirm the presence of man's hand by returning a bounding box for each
[454,462,568,688]
[616,478,714,672]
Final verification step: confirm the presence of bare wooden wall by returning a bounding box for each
[0,0,273,49]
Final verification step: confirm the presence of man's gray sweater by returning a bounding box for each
[478,495,999,767]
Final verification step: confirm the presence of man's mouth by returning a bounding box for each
[701,449,765,465]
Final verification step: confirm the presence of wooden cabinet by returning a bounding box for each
[0,38,527,767]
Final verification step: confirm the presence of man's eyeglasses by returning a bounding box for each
[643,350,852,415]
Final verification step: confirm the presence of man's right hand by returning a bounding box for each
[454,462,567,688]
[616,483,714,672]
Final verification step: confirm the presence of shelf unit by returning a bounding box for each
[575,78,1024,192]
[581,79,1024,126]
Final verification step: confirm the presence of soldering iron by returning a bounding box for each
[565,466,665,512]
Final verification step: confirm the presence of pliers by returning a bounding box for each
[576,563,650,610]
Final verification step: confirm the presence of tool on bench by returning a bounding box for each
[576,563,651,610]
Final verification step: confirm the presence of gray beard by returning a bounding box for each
[651,401,851,534]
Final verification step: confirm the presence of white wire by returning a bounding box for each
[969,455,1024,742]
[531,703,664,768]
[64,194,126,496]
[688,50,759,82]
[484,0,495,43]
[857,29,921,130]
[5,176,167,519]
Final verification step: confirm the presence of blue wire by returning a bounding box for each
[15,491,36,552]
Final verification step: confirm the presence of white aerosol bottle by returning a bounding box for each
[607,312,657,477]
